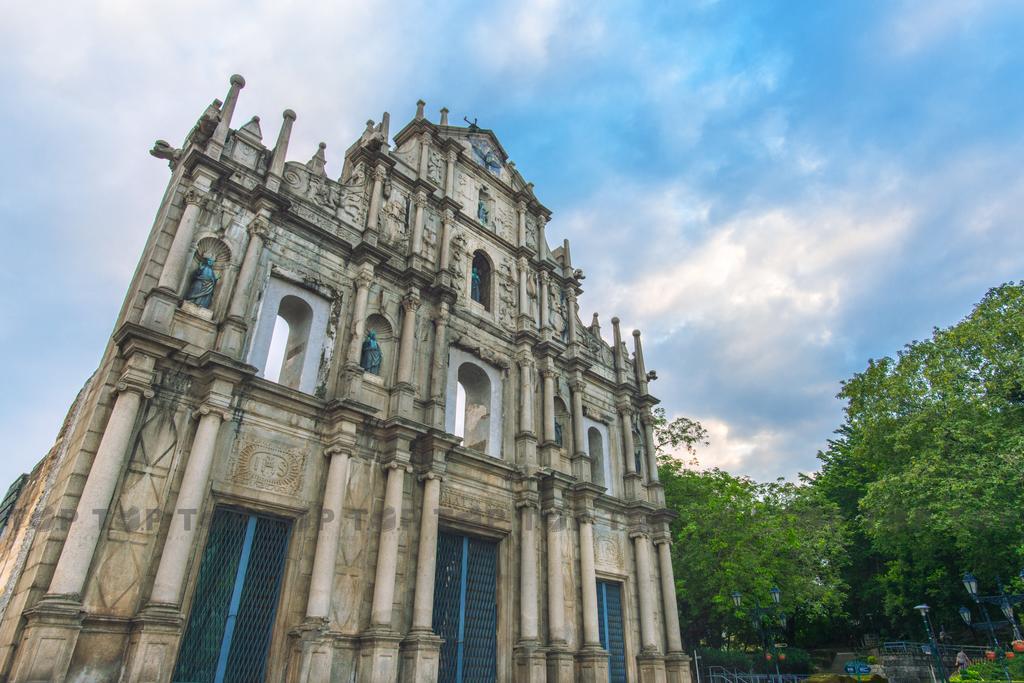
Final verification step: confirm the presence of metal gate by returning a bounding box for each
[597,580,627,682]
[172,507,291,683]
[432,531,498,683]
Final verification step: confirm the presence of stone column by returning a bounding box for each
[577,512,608,682]
[437,209,453,273]
[156,187,206,295]
[445,149,456,197]
[656,538,684,653]
[149,404,229,604]
[570,380,589,481]
[365,164,387,234]
[517,201,528,248]
[428,304,450,428]
[304,447,352,620]
[537,217,548,260]
[633,531,660,654]
[519,358,535,437]
[620,400,643,500]
[346,266,374,365]
[541,368,556,445]
[566,291,579,346]
[642,411,660,483]
[370,461,410,628]
[539,271,550,331]
[519,501,540,642]
[518,257,530,320]
[396,290,421,385]
[418,132,431,179]
[546,507,566,644]
[410,190,426,258]
[410,473,442,631]
[217,217,270,357]
[49,370,154,597]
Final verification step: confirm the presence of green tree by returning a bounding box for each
[814,282,1024,640]
[656,415,848,649]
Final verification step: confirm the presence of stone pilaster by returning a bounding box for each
[217,216,270,357]
[619,399,643,500]
[365,163,387,235]
[444,150,456,198]
[410,189,426,259]
[517,200,528,248]
[437,209,453,273]
[539,271,550,332]
[539,366,557,466]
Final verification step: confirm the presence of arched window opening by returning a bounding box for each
[554,397,569,449]
[471,252,492,310]
[458,362,491,452]
[588,427,605,487]
[264,316,290,383]
[269,295,313,390]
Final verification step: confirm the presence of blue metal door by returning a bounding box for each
[432,531,497,683]
[597,580,627,682]
[172,508,291,683]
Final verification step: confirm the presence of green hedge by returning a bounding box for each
[950,657,1024,682]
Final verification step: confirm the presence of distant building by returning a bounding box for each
[0,75,689,683]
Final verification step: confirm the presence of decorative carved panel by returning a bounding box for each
[230,440,305,495]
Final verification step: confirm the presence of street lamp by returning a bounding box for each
[731,588,785,682]
[964,573,980,598]
[960,606,972,626]
[732,592,742,608]
[915,604,949,683]
[770,586,781,605]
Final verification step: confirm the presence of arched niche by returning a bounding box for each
[363,313,395,382]
[445,347,503,458]
[470,251,493,311]
[184,236,233,316]
[553,397,570,450]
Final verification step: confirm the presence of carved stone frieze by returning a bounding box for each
[439,487,511,521]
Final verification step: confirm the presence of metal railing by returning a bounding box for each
[706,666,811,683]
[883,640,991,660]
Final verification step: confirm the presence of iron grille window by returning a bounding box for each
[433,531,498,683]
[597,580,628,682]
[172,507,290,683]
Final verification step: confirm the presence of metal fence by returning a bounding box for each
[704,666,811,683]
[883,640,991,660]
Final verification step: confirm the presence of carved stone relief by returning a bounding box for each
[427,150,444,185]
[594,531,623,570]
[497,257,517,329]
[230,440,305,495]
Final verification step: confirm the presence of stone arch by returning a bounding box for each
[584,418,612,493]
[470,250,493,311]
[248,277,332,394]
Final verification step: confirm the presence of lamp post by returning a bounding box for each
[732,588,786,683]
[916,604,949,683]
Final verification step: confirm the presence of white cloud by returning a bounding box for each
[882,0,1017,57]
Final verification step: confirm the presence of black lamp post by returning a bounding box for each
[916,604,949,683]
[732,588,786,682]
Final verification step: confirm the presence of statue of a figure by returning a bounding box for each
[477,199,489,225]
[471,265,482,302]
[554,421,564,448]
[184,256,218,308]
[360,330,383,374]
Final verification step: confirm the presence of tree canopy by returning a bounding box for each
[657,282,1024,649]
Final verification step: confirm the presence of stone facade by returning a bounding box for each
[0,77,692,683]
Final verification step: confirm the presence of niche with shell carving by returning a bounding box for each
[184,236,233,317]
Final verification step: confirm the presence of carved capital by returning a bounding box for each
[629,527,650,541]
[418,471,444,483]
[414,190,428,206]
[433,304,450,325]
[571,379,587,393]
[373,164,388,182]
[192,402,230,422]
[184,187,207,207]
[383,461,414,474]
[443,208,455,224]
[248,217,271,239]
[576,511,596,525]
[323,444,352,459]
[540,368,555,380]
[355,268,374,289]
[402,289,421,312]
[538,270,549,285]
[447,149,458,162]
[114,378,153,401]
[517,255,529,270]
[616,398,634,415]
[515,498,540,511]
[517,200,527,213]
[652,533,672,547]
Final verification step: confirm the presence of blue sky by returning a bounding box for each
[2,0,1024,486]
